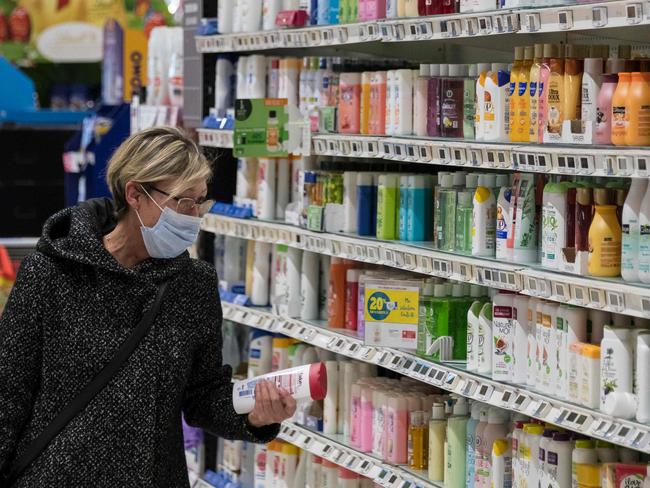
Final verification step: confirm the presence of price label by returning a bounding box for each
[524,12,540,32]
[606,291,625,312]
[475,383,494,400]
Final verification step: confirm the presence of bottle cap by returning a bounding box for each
[565,44,581,59]
[470,285,484,298]
[576,187,593,206]
[477,63,491,74]
[552,432,571,442]
[543,428,557,438]
[593,188,611,205]
[271,58,280,69]
[543,43,558,59]
[514,421,526,430]
[452,284,463,297]
[431,403,446,420]
[441,173,454,188]
[433,284,446,298]
[491,63,509,72]
[603,392,638,419]
[282,443,300,455]
[606,58,627,74]
[452,396,469,416]
[584,58,604,75]
[309,362,328,401]
[430,64,441,76]
[453,172,467,187]
[488,407,506,423]
[470,401,482,420]
[322,459,337,469]
[524,45,534,60]
[495,174,509,188]
[514,46,525,61]
[484,173,497,189]
[479,408,489,422]
[575,439,595,449]
[419,64,430,77]
[346,268,362,283]
[493,439,510,456]
[440,64,449,76]
[534,43,544,59]
[449,64,464,77]
[581,344,601,359]
[422,280,435,296]
[466,173,479,189]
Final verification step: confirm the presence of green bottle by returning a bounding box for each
[455,191,474,254]
[417,284,451,360]
[376,174,399,240]
[450,284,472,360]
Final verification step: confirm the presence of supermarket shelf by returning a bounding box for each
[204,213,650,319]
[196,1,650,53]
[277,421,440,488]
[223,302,650,453]
[312,134,650,178]
[197,128,234,149]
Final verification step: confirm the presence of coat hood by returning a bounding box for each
[36,198,190,281]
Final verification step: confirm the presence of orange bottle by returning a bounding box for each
[625,72,650,146]
[327,258,353,329]
[611,72,631,146]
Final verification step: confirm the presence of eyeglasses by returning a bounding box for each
[147,186,214,217]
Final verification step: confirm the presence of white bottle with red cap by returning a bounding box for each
[232,362,328,414]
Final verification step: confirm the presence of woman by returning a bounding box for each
[0,127,295,487]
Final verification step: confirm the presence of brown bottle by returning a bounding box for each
[575,187,594,253]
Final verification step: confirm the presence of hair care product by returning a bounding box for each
[300,250,319,320]
[481,408,508,488]
[595,73,618,145]
[546,47,565,135]
[385,395,408,464]
[588,188,622,277]
[541,182,568,269]
[496,185,513,260]
[357,173,377,237]
[467,301,483,371]
[600,326,634,411]
[345,269,362,331]
[492,292,515,382]
[478,302,493,375]
[408,411,428,470]
[582,57,603,133]
[427,403,446,482]
[408,175,433,242]
[414,65,430,137]
[572,440,598,488]
[537,44,556,142]
[376,174,399,240]
[639,183,650,283]
[547,432,573,488]
[523,424,544,488]
[508,47,524,141]
[368,70,387,135]
[475,63,490,141]
[563,44,583,123]
[622,178,648,282]
[492,439,513,488]
[445,398,469,488]
[529,44,544,142]
[472,174,497,257]
[626,72,650,145]
[465,403,481,488]
[636,332,650,423]
[611,72,631,146]
[338,72,361,133]
[233,362,327,414]
[328,258,349,328]
[513,173,538,263]
[248,331,274,378]
[581,344,601,409]
[484,63,510,142]
[464,64,477,140]
[343,171,359,233]
[257,158,277,220]
[427,64,442,137]
[441,64,466,138]
[249,241,272,306]
[394,69,414,135]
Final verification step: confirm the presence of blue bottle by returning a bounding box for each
[399,175,410,241]
[357,172,377,236]
[408,175,433,242]
[310,0,319,25]
[328,0,340,24]
[317,0,330,25]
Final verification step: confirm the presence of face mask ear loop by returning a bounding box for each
[140,184,165,213]
[135,209,147,228]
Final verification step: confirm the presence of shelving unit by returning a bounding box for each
[204,214,650,319]
[220,301,650,453]
[277,422,439,488]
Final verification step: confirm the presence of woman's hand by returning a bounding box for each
[247,380,297,428]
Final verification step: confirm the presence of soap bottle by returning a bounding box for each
[441,64,467,138]
[465,402,482,488]
[427,64,442,137]
[419,284,451,361]
[563,44,584,123]
[428,403,446,482]
[376,174,399,240]
[472,173,497,257]
[483,63,511,142]
[529,43,544,143]
[445,397,469,488]
[408,174,433,242]
[626,72,650,146]
[595,73,618,145]
[546,46,565,135]
[463,64,478,140]
[639,182,650,283]
[537,43,556,142]
[408,411,428,470]
[475,63,491,141]
[368,70,387,135]
[588,188,622,277]
[477,302,493,375]
[414,65,431,137]
[622,178,648,282]
[581,53,604,135]
[455,191,474,254]
[611,72,631,146]
[514,45,534,142]
[508,46,525,141]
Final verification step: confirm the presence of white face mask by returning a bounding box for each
[136,188,202,259]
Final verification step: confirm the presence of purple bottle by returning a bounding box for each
[427,64,443,137]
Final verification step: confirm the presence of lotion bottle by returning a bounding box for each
[622,178,648,282]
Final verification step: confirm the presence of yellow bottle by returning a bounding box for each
[625,71,650,146]
[529,44,544,143]
[612,72,631,146]
[509,46,525,141]
[408,411,428,470]
[588,188,622,277]
[513,46,534,142]
[360,71,372,134]
[546,49,565,134]
[563,44,584,123]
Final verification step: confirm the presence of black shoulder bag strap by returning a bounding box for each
[2,280,170,487]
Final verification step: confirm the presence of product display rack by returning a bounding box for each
[195,1,650,54]
[220,301,650,453]
[277,421,438,488]
[203,214,650,320]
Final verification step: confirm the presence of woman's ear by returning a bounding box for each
[124,181,144,210]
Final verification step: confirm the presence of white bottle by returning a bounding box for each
[478,302,493,375]
[319,255,330,321]
[483,63,510,142]
[262,0,283,30]
[300,251,319,320]
[639,182,650,283]
[540,302,559,394]
[218,0,235,33]
[475,63,491,141]
[323,360,339,434]
[248,331,273,378]
[491,439,513,488]
[513,295,529,384]
[343,171,358,233]
[527,298,540,387]
[637,332,650,423]
[600,326,634,411]
[285,247,302,318]
[492,292,516,382]
[257,158,277,220]
[251,242,272,306]
[622,178,648,282]
[276,158,291,221]
[541,182,568,270]
[581,57,603,134]
[385,70,396,135]
[223,236,247,292]
[414,65,430,137]
[394,69,414,136]
[496,185,513,260]
[546,432,572,488]
[467,300,484,371]
[472,174,497,257]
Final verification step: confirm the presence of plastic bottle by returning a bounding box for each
[472,174,497,257]
[338,72,361,133]
[376,174,399,240]
[441,64,467,138]
[408,175,433,242]
[414,65,431,137]
[257,158,277,220]
[515,46,534,142]
[540,302,558,393]
[480,408,508,488]
[509,47,524,141]
[571,440,598,488]
[300,251,319,320]
[328,258,350,328]
[368,70,387,135]
[528,43,544,142]
[600,326,634,411]
[394,69,414,135]
[563,44,583,124]
[440,173,459,251]
[536,44,554,142]
[484,63,511,142]
[357,173,377,237]
[612,72,631,146]
[547,432,572,488]
[492,292,516,382]
[233,363,327,414]
[473,408,489,488]
[496,185,513,260]
[408,411,428,470]
[345,269,362,331]
[427,64,442,137]
[595,73,618,145]
[491,439,512,488]
[477,302,493,375]
[581,57,603,134]
[467,301,484,371]
[464,64,477,140]
[542,182,568,269]
[385,395,408,464]
[512,173,538,264]
[445,398,469,488]
[546,47,565,135]
[435,173,453,250]
[640,183,650,283]
[512,295,529,385]
[248,331,274,378]
[588,188,622,277]
[475,63,491,141]
[455,191,474,254]
[636,332,650,423]
[621,179,648,282]
[524,424,544,488]
[465,402,482,488]
[626,72,650,145]
[428,403,446,482]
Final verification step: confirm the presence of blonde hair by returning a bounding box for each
[106,126,212,218]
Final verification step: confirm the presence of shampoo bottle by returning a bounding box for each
[445,398,469,488]
[483,63,511,142]
[508,46,524,141]
[639,182,650,283]
[428,403,446,482]
[588,188,622,277]
[563,44,583,123]
[472,174,497,257]
[626,72,650,146]
[622,178,648,282]
[581,56,603,134]
[611,72,631,146]
[529,43,544,142]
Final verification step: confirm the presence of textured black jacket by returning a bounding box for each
[0,198,279,487]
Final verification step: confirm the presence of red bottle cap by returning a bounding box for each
[309,362,328,401]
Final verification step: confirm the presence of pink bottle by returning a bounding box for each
[360,385,375,452]
[350,383,363,448]
[338,72,362,134]
[365,0,387,20]
[595,73,619,145]
[345,269,361,331]
[537,53,552,143]
[368,71,387,135]
[357,0,367,20]
[385,395,408,464]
